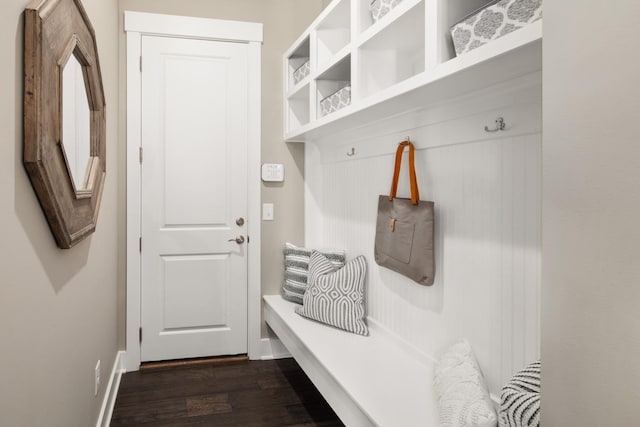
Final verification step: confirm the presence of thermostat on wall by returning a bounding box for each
[261,163,285,182]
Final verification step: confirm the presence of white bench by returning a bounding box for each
[263,295,440,427]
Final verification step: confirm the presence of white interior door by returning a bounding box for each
[140,35,249,362]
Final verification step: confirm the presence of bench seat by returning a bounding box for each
[263,295,439,427]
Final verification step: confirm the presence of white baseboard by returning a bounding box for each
[96,350,126,427]
[260,338,291,360]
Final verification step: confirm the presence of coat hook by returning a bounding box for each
[347,147,356,156]
[485,117,506,132]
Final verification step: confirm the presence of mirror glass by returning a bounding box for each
[62,53,91,190]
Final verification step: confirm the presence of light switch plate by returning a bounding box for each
[263,203,274,221]
[261,163,284,182]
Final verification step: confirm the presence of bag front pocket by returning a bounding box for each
[376,215,415,264]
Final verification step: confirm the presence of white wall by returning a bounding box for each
[0,0,119,425]
[306,74,542,396]
[542,2,640,424]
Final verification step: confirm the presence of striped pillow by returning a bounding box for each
[499,361,540,427]
[281,243,346,304]
[295,251,368,336]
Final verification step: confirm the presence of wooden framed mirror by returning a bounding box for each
[24,0,106,248]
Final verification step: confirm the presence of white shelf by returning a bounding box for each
[283,0,543,142]
[287,76,311,100]
[285,36,310,92]
[316,0,350,70]
[315,52,351,119]
[285,81,311,131]
[357,0,423,46]
[314,44,350,80]
[357,0,425,99]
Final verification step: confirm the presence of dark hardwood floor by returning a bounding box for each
[110,357,344,426]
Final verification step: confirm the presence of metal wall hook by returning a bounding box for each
[347,147,356,156]
[485,117,506,132]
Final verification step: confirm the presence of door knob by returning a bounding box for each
[236,217,245,226]
[228,235,245,244]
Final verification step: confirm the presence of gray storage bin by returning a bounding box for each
[319,85,351,117]
[369,0,404,23]
[450,0,542,56]
[293,60,310,85]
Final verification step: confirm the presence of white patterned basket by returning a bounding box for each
[292,60,310,85]
[450,0,542,56]
[369,0,403,23]
[319,85,351,117]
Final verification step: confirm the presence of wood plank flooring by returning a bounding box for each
[111,357,344,426]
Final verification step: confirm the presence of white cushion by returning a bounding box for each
[434,339,498,427]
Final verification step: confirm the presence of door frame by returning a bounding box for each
[124,11,263,371]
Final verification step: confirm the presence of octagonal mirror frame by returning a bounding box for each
[24,0,106,249]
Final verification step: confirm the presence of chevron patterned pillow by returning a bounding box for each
[499,361,540,427]
[281,243,346,304]
[295,251,368,336]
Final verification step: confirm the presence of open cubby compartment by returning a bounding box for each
[315,0,351,70]
[315,53,351,118]
[287,36,311,91]
[286,82,311,131]
[356,0,424,99]
[437,0,507,63]
[356,0,421,34]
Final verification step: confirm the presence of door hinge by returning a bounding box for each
[139,147,143,164]
[139,327,142,344]
[139,55,142,72]
[139,237,142,253]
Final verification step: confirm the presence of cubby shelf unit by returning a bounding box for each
[283,0,543,142]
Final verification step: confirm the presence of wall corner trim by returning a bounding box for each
[260,338,291,360]
[96,350,126,427]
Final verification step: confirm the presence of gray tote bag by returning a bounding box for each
[374,141,435,286]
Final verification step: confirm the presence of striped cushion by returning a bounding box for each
[295,251,368,336]
[499,361,540,427]
[281,243,345,304]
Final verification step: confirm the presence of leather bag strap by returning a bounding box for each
[389,140,419,205]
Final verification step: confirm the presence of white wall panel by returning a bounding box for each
[305,78,541,396]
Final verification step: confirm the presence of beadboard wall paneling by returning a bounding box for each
[304,79,541,396]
